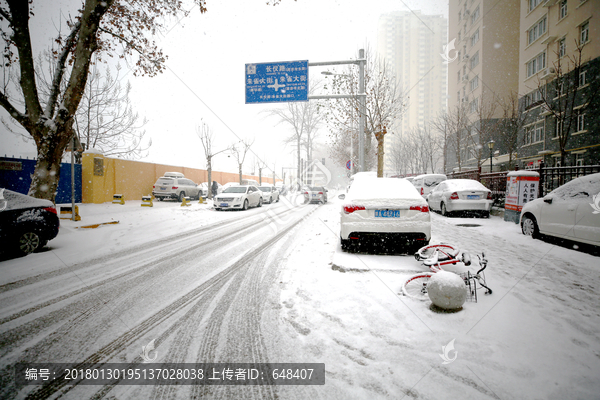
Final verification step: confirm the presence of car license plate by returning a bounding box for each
[220,203,228,207]
[375,210,400,218]
[467,195,479,200]
[160,187,167,191]
[312,194,317,197]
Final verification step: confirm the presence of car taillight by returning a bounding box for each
[304,191,308,194]
[44,206,57,215]
[410,205,429,212]
[153,185,155,188]
[420,187,424,195]
[450,192,459,200]
[487,192,493,200]
[172,186,178,189]
[318,191,323,194]
[343,205,365,214]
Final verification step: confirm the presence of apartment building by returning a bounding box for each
[446,0,521,173]
[376,11,447,174]
[518,0,599,169]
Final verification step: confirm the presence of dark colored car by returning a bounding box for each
[0,188,60,255]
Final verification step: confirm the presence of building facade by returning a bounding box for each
[517,0,599,169]
[376,11,448,175]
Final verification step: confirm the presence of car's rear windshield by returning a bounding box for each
[156,178,174,184]
[310,187,323,191]
[258,187,272,192]
[424,177,445,187]
[223,187,247,193]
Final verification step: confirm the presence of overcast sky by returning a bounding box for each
[1,0,449,176]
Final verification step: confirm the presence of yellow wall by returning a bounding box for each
[82,151,279,203]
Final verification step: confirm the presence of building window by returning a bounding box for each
[575,153,584,166]
[524,122,545,144]
[470,97,479,113]
[534,122,545,142]
[529,0,543,12]
[579,70,587,86]
[471,29,479,47]
[470,75,479,92]
[577,112,585,131]
[555,118,564,138]
[559,0,567,19]
[457,71,461,82]
[532,88,544,103]
[580,21,589,44]
[558,38,566,57]
[470,51,479,69]
[527,51,546,78]
[528,16,547,45]
[471,6,480,24]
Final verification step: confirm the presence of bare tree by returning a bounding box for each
[324,47,407,177]
[231,138,255,184]
[468,93,499,170]
[430,111,452,173]
[0,0,286,201]
[197,121,230,199]
[266,82,323,184]
[536,40,600,166]
[445,104,471,172]
[497,91,531,170]
[74,63,150,159]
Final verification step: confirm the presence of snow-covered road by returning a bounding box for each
[0,195,599,399]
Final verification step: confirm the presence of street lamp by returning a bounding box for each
[487,140,495,172]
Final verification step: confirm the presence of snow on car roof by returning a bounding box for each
[443,179,489,191]
[347,177,424,204]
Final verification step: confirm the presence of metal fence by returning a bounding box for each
[537,163,600,196]
[447,163,600,202]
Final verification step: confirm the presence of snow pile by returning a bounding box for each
[427,271,467,310]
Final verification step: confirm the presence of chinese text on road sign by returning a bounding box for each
[245,60,308,104]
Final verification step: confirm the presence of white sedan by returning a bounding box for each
[427,179,493,218]
[340,177,431,252]
[258,185,279,204]
[213,185,262,211]
[520,173,600,247]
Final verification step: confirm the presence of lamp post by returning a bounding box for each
[487,140,495,173]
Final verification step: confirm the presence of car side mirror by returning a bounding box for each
[543,195,553,204]
[338,194,345,200]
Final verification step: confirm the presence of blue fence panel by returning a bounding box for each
[0,157,82,203]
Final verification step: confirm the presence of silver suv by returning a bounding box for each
[152,172,202,201]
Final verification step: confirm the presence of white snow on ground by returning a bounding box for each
[1,195,599,399]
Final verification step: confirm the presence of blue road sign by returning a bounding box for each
[245,60,309,104]
[346,160,352,170]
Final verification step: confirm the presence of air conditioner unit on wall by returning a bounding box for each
[540,68,556,81]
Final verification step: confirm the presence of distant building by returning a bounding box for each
[517,0,600,169]
[376,11,448,175]
[446,0,521,173]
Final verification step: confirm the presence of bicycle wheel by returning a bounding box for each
[415,244,458,261]
[402,272,434,300]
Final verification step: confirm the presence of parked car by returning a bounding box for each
[304,186,328,204]
[428,179,493,218]
[339,177,431,252]
[520,173,600,247]
[412,174,447,198]
[213,185,263,211]
[0,188,60,256]
[258,185,279,203]
[152,173,202,201]
[275,182,288,196]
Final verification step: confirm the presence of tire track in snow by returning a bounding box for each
[14,204,315,400]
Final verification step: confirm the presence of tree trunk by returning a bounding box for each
[376,129,386,177]
[207,157,212,199]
